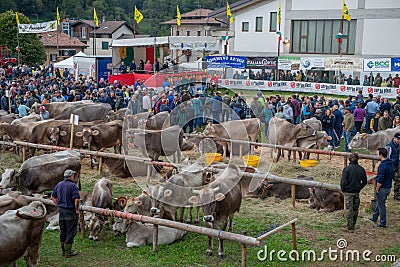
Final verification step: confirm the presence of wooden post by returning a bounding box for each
[22,146,26,162]
[239,144,243,158]
[291,222,297,251]
[147,164,152,184]
[344,156,348,167]
[70,115,75,150]
[241,230,247,267]
[79,201,86,238]
[291,184,296,208]
[98,156,103,175]
[153,224,158,252]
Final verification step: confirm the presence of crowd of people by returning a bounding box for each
[232,69,400,87]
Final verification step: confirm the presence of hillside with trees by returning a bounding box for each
[0,0,225,36]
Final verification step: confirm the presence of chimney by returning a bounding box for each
[102,16,106,23]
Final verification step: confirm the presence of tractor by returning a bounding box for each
[0,46,17,68]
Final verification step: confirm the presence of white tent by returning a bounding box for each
[54,52,95,78]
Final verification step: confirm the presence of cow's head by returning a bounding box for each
[203,122,216,136]
[113,196,127,211]
[76,128,99,148]
[16,200,46,219]
[0,169,16,189]
[348,132,367,150]
[49,127,67,145]
[189,185,225,224]
[150,184,164,216]
[88,214,103,241]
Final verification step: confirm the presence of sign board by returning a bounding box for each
[70,114,79,125]
[246,57,277,69]
[363,58,391,72]
[18,21,57,34]
[206,55,246,69]
[324,57,362,71]
[278,56,301,70]
[217,78,398,99]
[391,58,400,72]
[300,58,325,70]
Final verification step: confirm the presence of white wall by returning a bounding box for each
[291,0,358,10]
[234,0,284,55]
[365,0,400,9]
[362,19,400,56]
[112,24,134,39]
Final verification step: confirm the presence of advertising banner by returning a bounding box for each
[278,56,301,70]
[300,58,325,70]
[18,21,57,33]
[246,57,278,69]
[363,58,391,72]
[324,57,362,71]
[206,55,246,69]
[391,58,400,72]
[216,78,398,99]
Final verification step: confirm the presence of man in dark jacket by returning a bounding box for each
[371,148,394,227]
[341,153,367,231]
[385,133,400,200]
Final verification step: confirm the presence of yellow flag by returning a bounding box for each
[56,7,61,26]
[277,0,281,26]
[15,12,20,25]
[94,7,99,26]
[177,5,181,26]
[342,0,351,21]
[226,2,233,24]
[134,6,143,24]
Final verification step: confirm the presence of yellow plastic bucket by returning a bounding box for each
[299,159,318,168]
[242,155,260,168]
[205,153,222,165]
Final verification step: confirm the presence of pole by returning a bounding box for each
[16,31,20,66]
[153,37,156,74]
[134,22,136,39]
[224,17,229,79]
[339,15,344,57]
[93,24,96,55]
[70,115,75,149]
[56,27,59,62]
[277,9,281,81]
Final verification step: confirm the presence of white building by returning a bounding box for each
[209,0,400,58]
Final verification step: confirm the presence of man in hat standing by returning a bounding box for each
[51,169,80,257]
[343,107,354,152]
[385,133,400,200]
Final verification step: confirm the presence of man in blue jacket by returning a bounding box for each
[385,133,400,200]
[371,148,394,228]
[211,91,222,123]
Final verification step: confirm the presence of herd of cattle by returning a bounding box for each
[0,100,399,266]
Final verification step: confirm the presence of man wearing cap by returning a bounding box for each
[51,169,80,257]
[385,133,400,200]
[39,106,49,120]
[343,107,354,152]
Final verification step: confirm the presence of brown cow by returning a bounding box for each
[189,164,242,259]
[113,196,127,211]
[0,201,47,267]
[0,191,30,215]
[308,188,344,212]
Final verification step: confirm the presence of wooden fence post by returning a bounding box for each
[22,146,26,162]
[79,200,86,238]
[291,184,296,208]
[153,224,158,252]
[241,230,247,267]
[98,156,103,175]
[147,165,152,184]
[291,222,297,251]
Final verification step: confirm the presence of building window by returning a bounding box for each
[81,27,87,38]
[176,30,179,36]
[197,31,201,36]
[50,54,57,62]
[102,41,109,50]
[270,12,277,32]
[255,17,263,32]
[242,22,249,32]
[187,31,190,36]
[291,19,356,54]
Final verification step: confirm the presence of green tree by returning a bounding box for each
[0,10,46,65]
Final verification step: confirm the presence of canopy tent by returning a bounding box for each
[54,52,96,78]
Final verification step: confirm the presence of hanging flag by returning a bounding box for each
[226,2,233,24]
[134,6,143,24]
[342,0,351,21]
[15,12,20,25]
[176,5,181,26]
[56,7,61,26]
[277,0,281,26]
[94,7,99,26]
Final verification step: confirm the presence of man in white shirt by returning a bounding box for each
[142,91,151,112]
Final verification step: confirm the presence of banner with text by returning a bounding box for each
[363,58,391,72]
[18,21,57,33]
[278,56,301,70]
[206,55,246,69]
[391,58,400,72]
[324,57,363,71]
[216,78,398,98]
[300,58,325,70]
[246,57,277,69]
